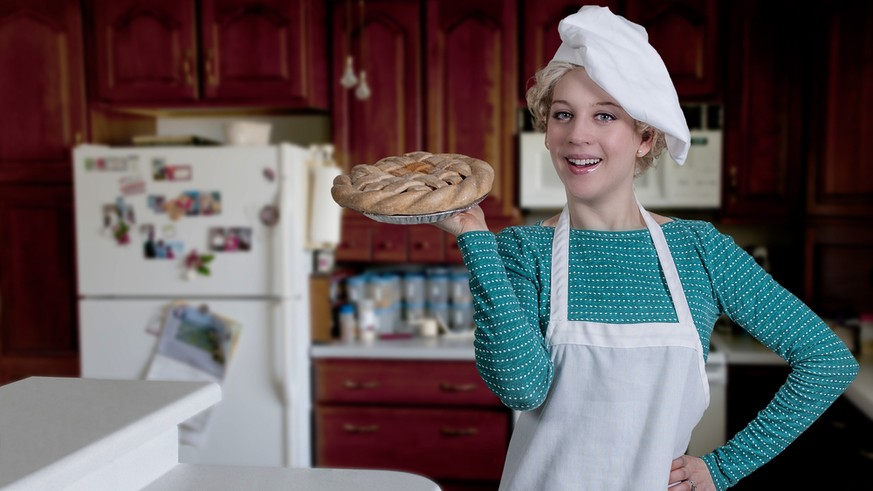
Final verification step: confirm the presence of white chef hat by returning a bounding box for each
[551,6,690,164]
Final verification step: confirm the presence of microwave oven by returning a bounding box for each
[518,106,723,210]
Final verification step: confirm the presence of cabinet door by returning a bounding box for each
[0,186,79,385]
[425,0,518,217]
[804,222,873,317]
[408,225,445,263]
[372,224,406,263]
[720,0,805,221]
[316,406,508,481]
[0,0,86,182]
[200,0,328,107]
[335,215,373,263]
[88,0,198,103]
[521,0,620,99]
[624,0,718,99]
[806,1,873,217]
[332,0,422,169]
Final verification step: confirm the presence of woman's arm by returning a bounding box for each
[451,225,554,411]
[696,225,859,490]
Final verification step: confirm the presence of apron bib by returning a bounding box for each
[498,202,709,491]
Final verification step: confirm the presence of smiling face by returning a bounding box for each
[545,67,652,206]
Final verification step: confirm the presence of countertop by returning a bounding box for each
[0,377,220,491]
[0,377,441,491]
[311,334,477,360]
[143,465,440,491]
[312,331,873,421]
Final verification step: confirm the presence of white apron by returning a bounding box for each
[498,203,709,491]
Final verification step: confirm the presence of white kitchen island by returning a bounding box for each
[0,377,441,491]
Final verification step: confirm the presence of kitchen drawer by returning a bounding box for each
[314,359,501,407]
[315,405,509,481]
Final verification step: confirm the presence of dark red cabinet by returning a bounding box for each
[0,0,87,183]
[87,0,328,108]
[0,0,84,384]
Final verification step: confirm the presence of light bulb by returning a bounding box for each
[355,70,371,100]
[339,56,358,88]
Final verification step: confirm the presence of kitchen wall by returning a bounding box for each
[156,114,331,148]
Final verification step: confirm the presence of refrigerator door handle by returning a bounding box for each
[273,299,295,467]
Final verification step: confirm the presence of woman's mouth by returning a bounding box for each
[566,157,601,174]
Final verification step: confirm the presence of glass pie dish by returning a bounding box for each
[360,194,487,225]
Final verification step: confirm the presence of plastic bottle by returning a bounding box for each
[357,299,377,342]
[338,304,357,343]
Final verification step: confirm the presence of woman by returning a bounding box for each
[435,6,858,491]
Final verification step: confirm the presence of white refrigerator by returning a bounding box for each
[73,143,322,469]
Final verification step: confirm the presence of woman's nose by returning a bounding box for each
[567,120,592,145]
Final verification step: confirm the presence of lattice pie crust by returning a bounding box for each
[331,151,494,216]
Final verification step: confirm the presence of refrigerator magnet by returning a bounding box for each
[199,191,222,216]
[184,249,214,279]
[226,227,252,251]
[259,205,279,226]
[165,194,194,220]
[208,227,227,252]
[119,174,146,195]
[153,159,192,181]
[147,195,166,213]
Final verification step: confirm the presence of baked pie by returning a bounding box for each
[331,151,494,216]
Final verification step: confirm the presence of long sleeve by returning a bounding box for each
[456,230,553,410]
[695,225,860,490]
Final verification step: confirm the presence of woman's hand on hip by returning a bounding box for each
[431,205,488,236]
[669,455,714,491]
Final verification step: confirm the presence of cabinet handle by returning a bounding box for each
[729,166,738,190]
[440,427,478,437]
[343,380,380,390]
[205,49,218,86]
[439,382,477,392]
[343,423,380,433]
[413,241,429,250]
[377,241,393,250]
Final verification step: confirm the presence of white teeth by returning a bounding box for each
[568,158,600,166]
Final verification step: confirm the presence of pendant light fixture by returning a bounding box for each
[354,0,371,100]
[339,0,358,88]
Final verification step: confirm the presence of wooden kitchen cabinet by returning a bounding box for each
[86,0,328,108]
[624,0,719,100]
[331,0,521,263]
[0,186,79,385]
[331,0,423,169]
[0,0,87,183]
[334,211,515,265]
[314,358,510,490]
[805,1,873,218]
[424,0,518,218]
[0,0,84,385]
[719,0,806,222]
[520,0,717,101]
[804,221,873,318]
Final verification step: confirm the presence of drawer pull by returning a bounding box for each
[343,423,380,433]
[440,427,478,437]
[343,380,380,390]
[439,382,477,393]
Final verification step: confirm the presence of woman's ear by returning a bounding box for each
[637,129,654,156]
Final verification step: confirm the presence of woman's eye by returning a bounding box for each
[551,110,572,121]
[595,112,616,122]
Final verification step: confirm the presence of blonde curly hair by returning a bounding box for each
[525,62,667,175]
